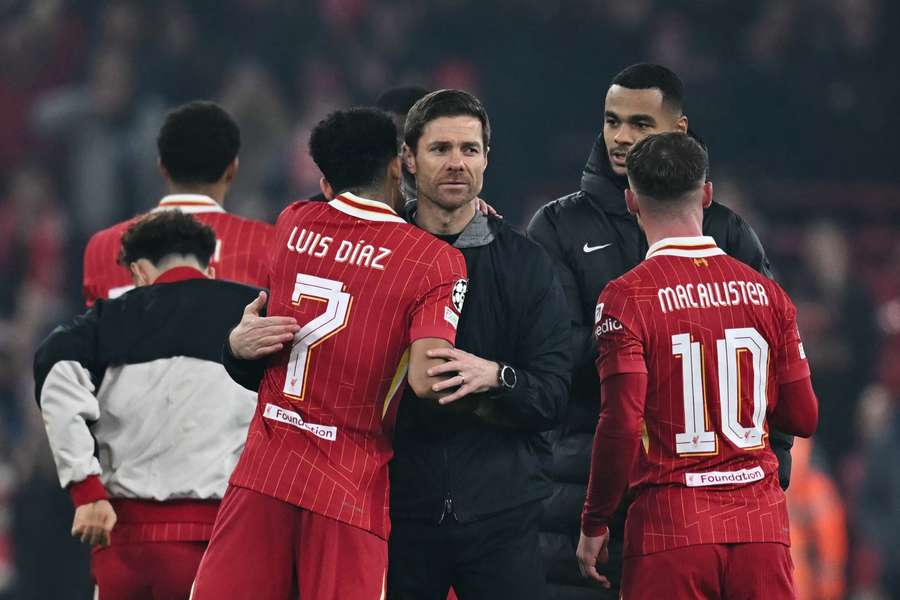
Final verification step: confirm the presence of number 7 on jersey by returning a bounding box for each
[283,274,352,399]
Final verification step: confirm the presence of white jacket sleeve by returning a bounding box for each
[39,360,102,488]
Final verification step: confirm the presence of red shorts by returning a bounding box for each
[93,541,206,600]
[190,485,387,600]
[622,543,794,600]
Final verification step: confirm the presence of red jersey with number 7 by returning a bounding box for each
[594,236,810,557]
[82,194,272,306]
[228,192,467,540]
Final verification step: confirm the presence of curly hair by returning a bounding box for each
[119,210,216,268]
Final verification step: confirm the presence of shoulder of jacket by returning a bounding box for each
[536,191,592,217]
[704,201,744,228]
[495,220,552,260]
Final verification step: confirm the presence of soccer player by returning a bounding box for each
[82,100,272,305]
[576,133,818,599]
[190,107,468,599]
[527,63,792,596]
[34,211,263,599]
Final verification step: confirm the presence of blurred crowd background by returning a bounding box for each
[1,1,899,598]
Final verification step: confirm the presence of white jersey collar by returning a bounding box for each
[646,235,726,259]
[153,194,226,214]
[328,192,405,223]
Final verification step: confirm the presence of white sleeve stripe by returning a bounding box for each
[40,360,102,489]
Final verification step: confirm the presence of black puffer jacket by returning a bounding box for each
[526,134,792,598]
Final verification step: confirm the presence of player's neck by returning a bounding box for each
[640,215,703,247]
[347,187,390,205]
[167,182,227,207]
[414,196,477,236]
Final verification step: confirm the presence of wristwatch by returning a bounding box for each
[497,362,517,391]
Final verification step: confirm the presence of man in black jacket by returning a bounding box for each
[526,63,792,599]
[387,89,571,599]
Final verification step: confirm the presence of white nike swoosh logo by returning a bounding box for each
[583,243,613,253]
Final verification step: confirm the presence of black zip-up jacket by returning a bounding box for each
[389,211,572,524]
[526,134,793,595]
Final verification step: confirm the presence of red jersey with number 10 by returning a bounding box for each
[228,193,467,540]
[595,236,810,557]
[82,195,272,306]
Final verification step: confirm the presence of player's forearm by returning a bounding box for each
[222,334,266,392]
[770,377,818,438]
[581,373,647,535]
[582,430,638,536]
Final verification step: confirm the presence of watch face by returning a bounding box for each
[501,365,516,388]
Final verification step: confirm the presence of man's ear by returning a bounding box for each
[388,156,401,183]
[401,143,416,174]
[157,157,168,180]
[129,260,152,287]
[319,177,335,200]
[701,181,713,208]
[385,157,403,212]
[222,157,239,184]
[676,114,688,134]
[624,189,640,216]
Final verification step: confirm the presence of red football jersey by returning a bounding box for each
[82,194,273,305]
[595,236,810,557]
[228,192,467,540]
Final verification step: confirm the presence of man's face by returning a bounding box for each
[603,85,687,176]
[405,115,488,210]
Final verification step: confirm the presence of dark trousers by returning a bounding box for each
[388,501,546,600]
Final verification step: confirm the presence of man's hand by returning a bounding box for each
[476,197,502,219]
[425,347,500,404]
[72,500,117,546]
[229,291,300,360]
[576,528,611,588]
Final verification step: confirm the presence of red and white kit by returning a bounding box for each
[192,193,467,599]
[82,194,272,305]
[582,236,816,599]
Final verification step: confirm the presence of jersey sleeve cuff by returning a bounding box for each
[581,520,610,538]
[68,475,108,507]
[409,324,457,345]
[598,358,648,380]
[777,361,811,384]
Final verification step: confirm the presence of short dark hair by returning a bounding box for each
[404,89,491,152]
[119,210,217,268]
[610,63,684,113]
[308,107,399,195]
[626,132,708,201]
[157,101,241,185]
[376,85,431,118]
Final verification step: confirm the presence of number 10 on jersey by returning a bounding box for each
[283,274,352,400]
[673,327,769,456]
